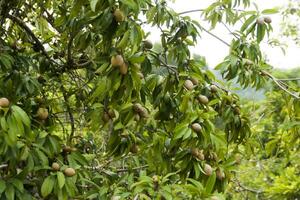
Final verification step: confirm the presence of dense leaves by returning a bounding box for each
[0,0,297,199]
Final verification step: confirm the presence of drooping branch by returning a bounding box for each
[6,14,50,59]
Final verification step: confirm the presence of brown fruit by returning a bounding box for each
[197,152,205,161]
[113,9,125,22]
[63,146,72,153]
[102,112,110,122]
[119,62,128,75]
[111,55,124,67]
[108,109,116,118]
[204,164,213,176]
[235,154,242,164]
[233,107,241,115]
[191,148,199,157]
[216,168,225,180]
[64,167,76,177]
[264,16,272,24]
[144,40,153,49]
[198,95,209,105]
[184,80,194,90]
[134,114,140,121]
[191,123,202,133]
[0,98,10,108]
[37,107,49,120]
[210,85,218,93]
[133,103,143,113]
[139,107,149,118]
[152,175,159,183]
[256,17,265,25]
[51,162,60,171]
[290,8,297,15]
[190,77,199,85]
[130,144,139,154]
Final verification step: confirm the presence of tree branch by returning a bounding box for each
[7,14,50,59]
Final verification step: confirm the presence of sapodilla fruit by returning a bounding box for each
[210,85,218,93]
[51,162,60,171]
[64,167,76,177]
[191,123,202,133]
[256,17,265,25]
[264,16,272,24]
[184,80,194,90]
[37,107,49,120]
[198,95,209,104]
[0,98,10,107]
[204,164,213,176]
[119,62,128,75]
[144,40,153,49]
[113,9,125,22]
[111,55,124,67]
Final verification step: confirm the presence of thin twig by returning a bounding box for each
[262,71,300,99]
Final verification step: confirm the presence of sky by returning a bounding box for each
[145,0,299,69]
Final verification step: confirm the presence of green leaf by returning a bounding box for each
[0,180,6,194]
[41,176,55,198]
[205,172,216,194]
[256,24,265,43]
[57,172,65,189]
[90,0,98,12]
[11,105,30,127]
[262,8,279,14]
[5,184,14,200]
[11,179,23,192]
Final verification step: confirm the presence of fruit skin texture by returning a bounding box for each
[111,55,124,67]
[113,9,125,22]
[191,148,205,160]
[256,17,265,25]
[264,16,272,24]
[210,85,218,93]
[144,40,153,49]
[52,162,60,171]
[190,77,199,85]
[191,123,202,133]
[37,107,49,120]
[204,164,213,176]
[198,95,209,105]
[64,167,76,177]
[216,168,225,180]
[184,80,194,90]
[119,62,128,75]
[0,98,10,108]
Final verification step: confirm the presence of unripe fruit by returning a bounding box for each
[144,40,153,49]
[113,9,125,22]
[256,17,265,25]
[184,80,194,90]
[264,16,272,24]
[51,162,60,171]
[198,95,209,105]
[204,164,213,176]
[216,168,225,180]
[191,123,202,133]
[111,55,124,67]
[210,85,218,93]
[64,167,76,177]
[119,62,128,75]
[190,77,199,85]
[0,98,10,108]
[37,107,49,120]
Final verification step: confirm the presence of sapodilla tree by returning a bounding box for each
[0,0,293,199]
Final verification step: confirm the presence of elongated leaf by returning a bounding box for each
[57,172,65,189]
[41,176,55,197]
